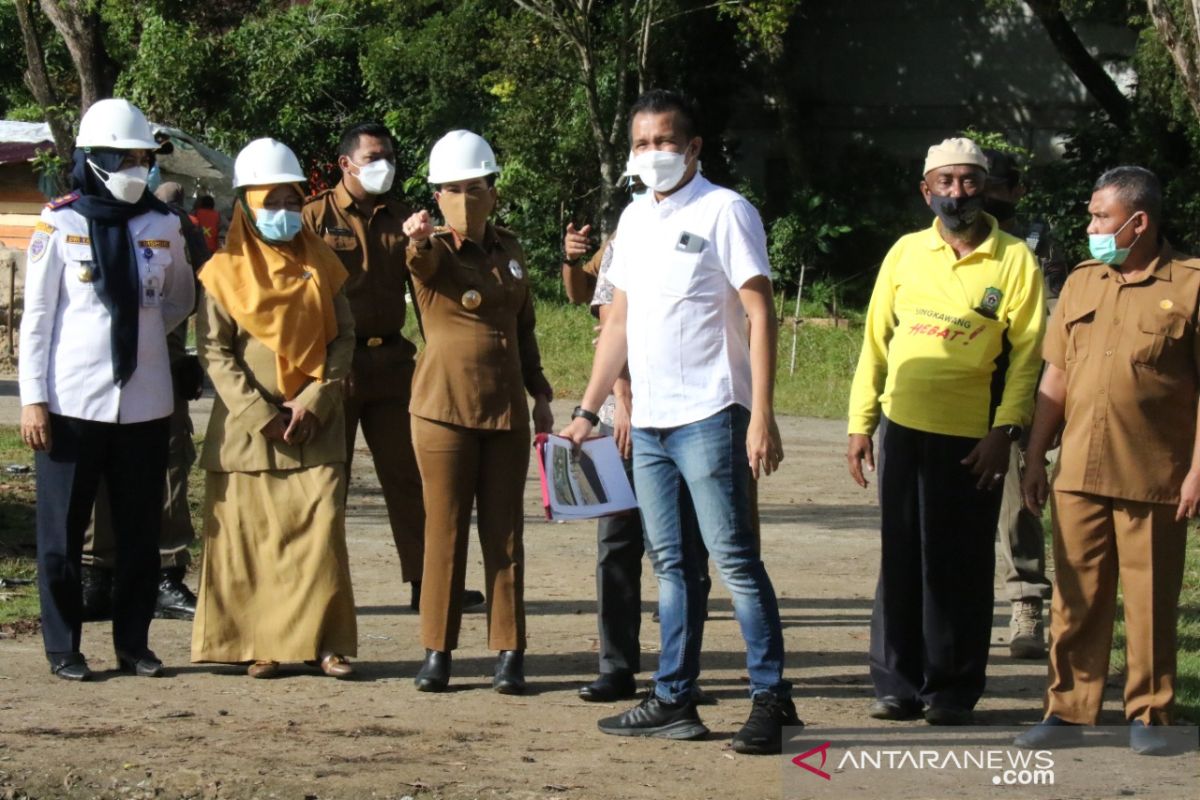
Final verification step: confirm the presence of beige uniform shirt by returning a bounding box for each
[302,183,416,356]
[406,224,552,431]
[1044,245,1200,503]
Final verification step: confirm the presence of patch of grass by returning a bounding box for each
[529,301,864,419]
[0,424,39,624]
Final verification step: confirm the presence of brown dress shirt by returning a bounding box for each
[1044,245,1200,504]
[302,182,416,358]
[406,224,552,431]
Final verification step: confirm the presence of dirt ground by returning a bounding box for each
[0,398,1126,800]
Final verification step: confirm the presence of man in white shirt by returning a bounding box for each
[561,90,797,755]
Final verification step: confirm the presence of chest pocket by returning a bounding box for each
[63,243,98,291]
[322,232,359,252]
[1063,303,1097,364]
[1131,307,1187,370]
[660,250,703,297]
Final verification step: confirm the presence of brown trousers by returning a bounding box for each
[1046,490,1187,725]
[344,345,424,583]
[411,416,529,652]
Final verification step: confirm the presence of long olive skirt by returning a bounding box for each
[191,464,357,663]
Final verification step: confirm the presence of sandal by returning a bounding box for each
[247,660,279,679]
[317,652,354,679]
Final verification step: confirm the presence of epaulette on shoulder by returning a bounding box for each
[46,191,80,210]
[303,187,335,206]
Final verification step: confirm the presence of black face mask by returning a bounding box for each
[983,198,1017,223]
[929,193,984,232]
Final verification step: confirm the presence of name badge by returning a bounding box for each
[142,274,162,308]
[675,231,707,254]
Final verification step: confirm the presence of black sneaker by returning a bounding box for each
[732,692,802,755]
[597,688,709,740]
[155,568,196,620]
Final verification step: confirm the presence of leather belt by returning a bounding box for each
[356,333,401,349]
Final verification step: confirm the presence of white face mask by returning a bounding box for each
[629,149,689,193]
[88,161,149,204]
[350,157,396,195]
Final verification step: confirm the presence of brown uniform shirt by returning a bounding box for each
[196,288,355,473]
[1045,245,1200,504]
[407,224,552,431]
[302,182,416,358]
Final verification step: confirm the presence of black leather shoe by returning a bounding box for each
[924,705,974,726]
[80,565,113,622]
[1130,720,1171,756]
[155,568,196,620]
[868,696,924,721]
[598,688,709,740]
[733,692,803,755]
[579,671,637,702]
[415,649,451,692]
[48,652,92,681]
[1014,714,1083,749]
[115,649,164,677]
[493,650,526,694]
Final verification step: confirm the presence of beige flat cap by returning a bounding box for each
[923,137,989,175]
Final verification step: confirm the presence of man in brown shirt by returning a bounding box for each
[302,122,483,611]
[1017,167,1200,755]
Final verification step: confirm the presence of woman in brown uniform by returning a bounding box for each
[191,138,358,679]
[402,130,554,693]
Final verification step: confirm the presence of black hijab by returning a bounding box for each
[69,148,169,386]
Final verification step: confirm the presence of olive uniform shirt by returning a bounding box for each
[302,182,416,358]
[1044,244,1200,504]
[406,224,552,431]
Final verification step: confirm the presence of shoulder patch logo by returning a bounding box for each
[34,221,56,234]
[981,287,1003,312]
[29,232,49,262]
[508,259,524,279]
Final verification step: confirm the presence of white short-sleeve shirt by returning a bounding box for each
[606,174,770,428]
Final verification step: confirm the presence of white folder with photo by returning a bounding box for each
[535,434,638,521]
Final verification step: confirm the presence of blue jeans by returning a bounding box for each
[632,404,790,703]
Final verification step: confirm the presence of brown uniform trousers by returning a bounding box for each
[407,224,552,652]
[1042,246,1200,725]
[302,184,424,582]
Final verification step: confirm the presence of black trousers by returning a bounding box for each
[595,458,707,676]
[868,416,1001,710]
[35,414,169,657]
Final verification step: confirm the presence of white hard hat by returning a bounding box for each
[233,137,306,188]
[428,130,500,184]
[76,98,157,150]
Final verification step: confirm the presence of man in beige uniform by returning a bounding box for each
[303,122,482,611]
[1017,166,1200,755]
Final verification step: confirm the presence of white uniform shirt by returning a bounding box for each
[607,174,771,429]
[19,200,194,424]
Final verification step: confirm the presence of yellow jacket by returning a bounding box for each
[847,215,1046,439]
[197,288,355,472]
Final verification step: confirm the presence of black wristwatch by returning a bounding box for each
[999,424,1023,442]
[572,406,600,426]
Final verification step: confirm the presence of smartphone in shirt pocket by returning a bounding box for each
[661,231,707,296]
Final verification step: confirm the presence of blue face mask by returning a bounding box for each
[147,164,162,192]
[254,208,302,243]
[1088,213,1140,265]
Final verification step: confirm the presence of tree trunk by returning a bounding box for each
[1024,0,1133,130]
[12,0,74,163]
[38,0,116,112]
[1145,0,1200,124]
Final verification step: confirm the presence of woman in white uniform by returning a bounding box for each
[18,99,194,681]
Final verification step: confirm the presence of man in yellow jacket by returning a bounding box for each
[846,137,1046,725]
